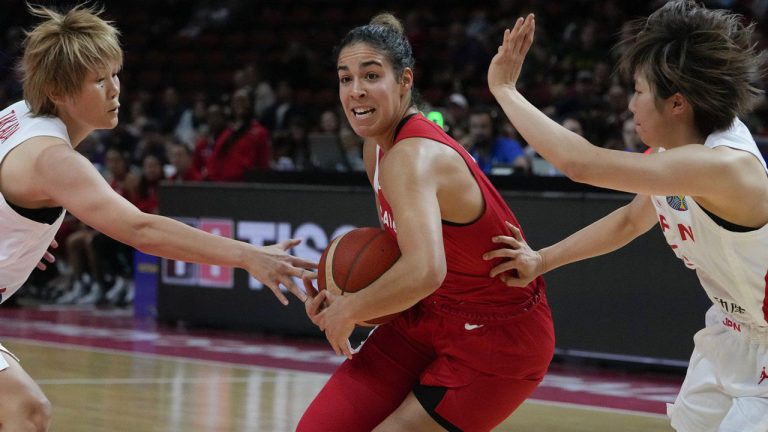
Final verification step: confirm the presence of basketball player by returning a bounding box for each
[0,5,315,430]
[485,2,768,430]
[298,13,554,432]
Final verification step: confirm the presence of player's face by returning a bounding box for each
[337,43,409,141]
[628,73,673,149]
[59,62,121,131]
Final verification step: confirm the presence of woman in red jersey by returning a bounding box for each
[299,13,554,432]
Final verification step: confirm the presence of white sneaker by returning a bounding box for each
[56,280,85,304]
[76,282,103,305]
[105,276,128,303]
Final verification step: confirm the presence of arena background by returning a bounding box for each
[1,0,766,368]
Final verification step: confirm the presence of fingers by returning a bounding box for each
[290,257,318,270]
[484,246,520,261]
[281,275,307,303]
[43,251,55,264]
[303,273,319,298]
[50,239,59,249]
[506,221,523,241]
[500,274,528,288]
[489,260,519,278]
[339,339,353,360]
[276,238,302,251]
[36,262,46,271]
[305,291,327,325]
[490,235,522,249]
[268,282,290,306]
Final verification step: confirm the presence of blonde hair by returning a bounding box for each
[20,3,123,116]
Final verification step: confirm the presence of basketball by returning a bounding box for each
[318,227,401,324]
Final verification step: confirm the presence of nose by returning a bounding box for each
[350,79,365,99]
[108,75,120,99]
[627,93,636,114]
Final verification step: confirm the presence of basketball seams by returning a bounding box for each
[340,230,387,294]
[323,235,344,295]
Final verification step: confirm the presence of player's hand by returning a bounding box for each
[487,13,535,95]
[313,290,356,360]
[483,221,544,287]
[36,239,58,271]
[247,239,317,305]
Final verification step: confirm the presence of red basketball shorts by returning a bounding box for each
[297,294,555,431]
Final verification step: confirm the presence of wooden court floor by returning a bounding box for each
[6,339,674,432]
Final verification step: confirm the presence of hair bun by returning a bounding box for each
[370,13,404,35]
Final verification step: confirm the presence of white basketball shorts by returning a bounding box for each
[667,306,768,432]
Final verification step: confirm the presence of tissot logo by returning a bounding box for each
[161,217,354,290]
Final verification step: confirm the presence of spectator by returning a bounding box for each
[204,88,271,181]
[168,141,202,181]
[192,103,227,179]
[461,109,528,175]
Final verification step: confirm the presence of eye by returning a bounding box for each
[339,75,351,84]
[365,72,378,80]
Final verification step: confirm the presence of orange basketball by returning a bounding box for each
[318,227,401,325]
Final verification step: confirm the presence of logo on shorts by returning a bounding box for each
[464,323,484,331]
[666,195,688,211]
[760,367,768,385]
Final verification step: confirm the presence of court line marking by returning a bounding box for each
[525,398,669,419]
[36,376,327,385]
[5,336,669,420]
[2,337,330,377]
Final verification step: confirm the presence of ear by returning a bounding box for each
[46,87,66,106]
[399,68,413,94]
[668,92,689,116]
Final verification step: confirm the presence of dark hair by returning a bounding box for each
[335,13,420,108]
[616,0,767,136]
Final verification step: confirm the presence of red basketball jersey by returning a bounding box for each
[375,113,544,308]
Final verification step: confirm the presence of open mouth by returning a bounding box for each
[352,107,375,119]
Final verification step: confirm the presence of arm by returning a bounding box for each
[487,15,751,200]
[35,142,315,304]
[485,194,657,286]
[314,138,447,357]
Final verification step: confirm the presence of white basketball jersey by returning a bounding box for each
[0,101,68,302]
[650,118,768,326]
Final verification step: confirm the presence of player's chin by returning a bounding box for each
[103,117,119,129]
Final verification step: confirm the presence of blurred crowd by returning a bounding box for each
[0,0,766,305]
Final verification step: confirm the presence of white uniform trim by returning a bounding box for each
[0,342,20,371]
[0,101,69,303]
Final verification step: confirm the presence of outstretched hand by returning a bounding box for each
[248,238,318,305]
[483,221,544,287]
[487,13,536,94]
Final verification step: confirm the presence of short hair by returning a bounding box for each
[616,0,767,136]
[19,3,123,116]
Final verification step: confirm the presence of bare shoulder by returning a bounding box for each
[0,136,72,202]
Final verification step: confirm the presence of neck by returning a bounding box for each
[55,108,90,147]
[663,124,705,149]
[375,106,419,152]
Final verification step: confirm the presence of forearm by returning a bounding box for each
[342,258,442,323]
[129,213,250,268]
[540,205,652,273]
[492,87,594,177]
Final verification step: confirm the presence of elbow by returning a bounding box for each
[413,258,446,296]
[559,158,591,184]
